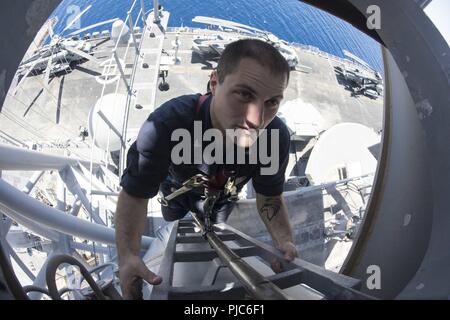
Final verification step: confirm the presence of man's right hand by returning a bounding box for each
[119,255,163,300]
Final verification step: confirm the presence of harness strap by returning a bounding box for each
[158,93,238,207]
[195,93,238,196]
[196,93,210,114]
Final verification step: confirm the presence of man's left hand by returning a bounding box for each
[271,241,298,273]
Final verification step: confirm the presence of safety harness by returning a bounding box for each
[157,94,239,231]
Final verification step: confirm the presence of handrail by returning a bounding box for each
[0,179,154,248]
[237,173,374,204]
[0,143,100,171]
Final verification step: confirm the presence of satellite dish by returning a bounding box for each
[88,93,127,151]
[305,122,381,185]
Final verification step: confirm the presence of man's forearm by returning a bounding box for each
[115,190,149,260]
[256,193,294,248]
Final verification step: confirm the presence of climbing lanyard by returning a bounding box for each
[158,174,209,207]
[158,173,239,206]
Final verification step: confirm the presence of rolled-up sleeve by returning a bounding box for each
[120,115,171,199]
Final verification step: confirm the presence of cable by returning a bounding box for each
[0,239,28,300]
[45,254,107,300]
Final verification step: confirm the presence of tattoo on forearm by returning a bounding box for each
[260,198,281,221]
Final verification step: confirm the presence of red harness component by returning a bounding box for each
[196,94,210,113]
[207,170,228,191]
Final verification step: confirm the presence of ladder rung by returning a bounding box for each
[169,283,246,300]
[178,221,194,227]
[176,233,239,243]
[177,226,197,233]
[168,269,306,300]
[174,246,258,262]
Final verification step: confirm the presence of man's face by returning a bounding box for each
[210,58,287,148]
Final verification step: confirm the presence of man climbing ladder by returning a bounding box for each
[115,39,298,299]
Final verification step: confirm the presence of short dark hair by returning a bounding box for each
[216,38,290,84]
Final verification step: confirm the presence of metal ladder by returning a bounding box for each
[150,218,375,300]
